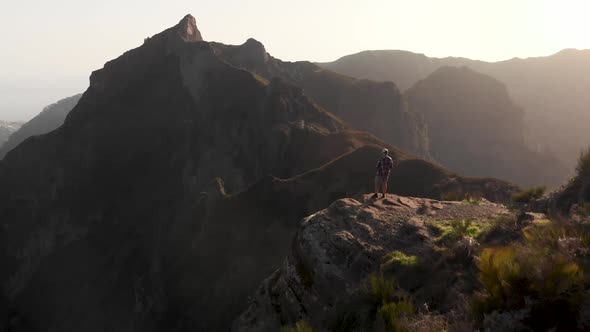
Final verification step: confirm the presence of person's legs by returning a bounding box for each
[381,177,388,197]
[374,176,379,194]
[372,176,380,198]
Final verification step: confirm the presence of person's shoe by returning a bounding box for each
[381,194,386,199]
[371,193,378,199]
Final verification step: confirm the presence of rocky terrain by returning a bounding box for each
[237,149,590,331]
[321,49,590,173]
[236,190,590,331]
[405,66,566,186]
[235,194,513,331]
[0,94,81,159]
[0,15,518,332]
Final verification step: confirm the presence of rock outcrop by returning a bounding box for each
[0,94,81,159]
[176,14,203,42]
[234,194,511,331]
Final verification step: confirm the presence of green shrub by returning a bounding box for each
[368,273,397,306]
[282,321,314,332]
[511,186,546,203]
[442,191,484,203]
[433,219,482,244]
[331,273,416,331]
[382,251,420,270]
[474,222,590,330]
[376,297,415,332]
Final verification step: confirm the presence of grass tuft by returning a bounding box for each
[382,251,420,270]
[433,219,482,244]
[376,296,415,332]
[282,321,314,332]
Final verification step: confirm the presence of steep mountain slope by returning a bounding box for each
[0,94,81,159]
[0,15,517,332]
[321,49,590,171]
[0,121,23,147]
[210,40,431,159]
[405,67,566,186]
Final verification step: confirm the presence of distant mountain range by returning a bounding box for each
[405,66,566,186]
[0,15,517,332]
[210,39,430,159]
[0,94,81,159]
[0,121,23,147]
[321,49,590,173]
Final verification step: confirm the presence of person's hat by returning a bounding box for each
[382,148,388,154]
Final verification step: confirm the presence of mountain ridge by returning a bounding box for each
[0,94,81,160]
[320,48,590,173]
[0,15,518,331]
[210,39,432,159]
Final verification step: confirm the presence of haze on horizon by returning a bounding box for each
[1,0,589,121]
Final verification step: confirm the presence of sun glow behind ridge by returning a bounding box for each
[542,0,590,51]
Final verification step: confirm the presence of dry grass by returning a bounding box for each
[473,221,590,330]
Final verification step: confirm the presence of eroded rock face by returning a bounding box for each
[235,195,510,331]
[177,14,203,42]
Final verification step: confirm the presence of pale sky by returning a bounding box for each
[1,0,589,121]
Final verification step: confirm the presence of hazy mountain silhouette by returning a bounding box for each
[405,66,566,186]
[0,15,517,331]
[0,94,81,160]
[321,49,590,173]
[210,40,431,159]
[0,121,22,147]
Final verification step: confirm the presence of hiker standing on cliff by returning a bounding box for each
[373,148,394,199]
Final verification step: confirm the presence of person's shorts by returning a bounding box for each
[375,175,389,186]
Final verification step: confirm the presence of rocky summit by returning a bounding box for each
[176,14,203,42]
[0,15,518,332]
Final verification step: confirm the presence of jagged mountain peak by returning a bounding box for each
[176,14,203,42]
